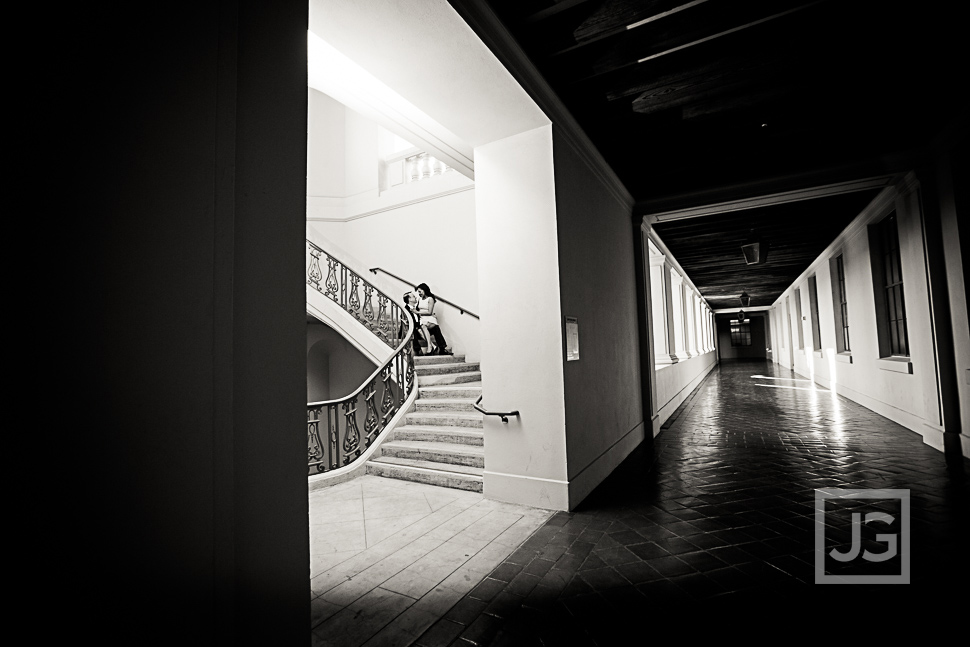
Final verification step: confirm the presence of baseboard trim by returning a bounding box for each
[483,470,569,511]
[567,421,645,510]
[795,369,940,447]
[656,355,718,427]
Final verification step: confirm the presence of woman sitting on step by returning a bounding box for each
[415,283,451,355]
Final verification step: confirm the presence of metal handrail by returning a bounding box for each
[306,240,417,476]
[369,267,480,319]
[473,395,519,424]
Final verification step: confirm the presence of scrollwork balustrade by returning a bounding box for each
[306,240,416,476]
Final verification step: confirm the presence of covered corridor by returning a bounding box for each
[312,360,969,645]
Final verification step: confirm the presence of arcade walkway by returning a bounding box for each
[411,359,970,646]
[313,362,970,647]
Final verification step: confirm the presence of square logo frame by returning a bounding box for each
[814,488,910,584]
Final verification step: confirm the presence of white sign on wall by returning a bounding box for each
[565,317,580,361]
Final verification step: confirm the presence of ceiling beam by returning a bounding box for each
[521,0,597,25]
[552,0,711,56]
[634,1,822,65]
[642,176,895,224]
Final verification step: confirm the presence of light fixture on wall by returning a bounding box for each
[741,230,768,265]
[739,291,751,308]
[737,310,746,323]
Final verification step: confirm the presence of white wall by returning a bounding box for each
[553,126,644,508]
[770,174,956,452]
[307,187,480,361]
[476,125,569,510]
[306,90,481,360]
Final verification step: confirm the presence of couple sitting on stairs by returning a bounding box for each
[403,282,451,356]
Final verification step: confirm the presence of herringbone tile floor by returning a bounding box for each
[414,359,970,645]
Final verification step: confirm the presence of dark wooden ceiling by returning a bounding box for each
[468,0,965,202]
[450,0,966,307]
[652,189,881,309]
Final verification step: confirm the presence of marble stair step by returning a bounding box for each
[418,385,483,399]
[404,411,483,428]
[414,362,481,376]
[414,354,465,366]
[417,371,483,386]
[414,398,479,412]
[379,440,484,467]
[391,426,484,446]
[365,457,484,492]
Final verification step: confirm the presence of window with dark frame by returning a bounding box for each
[881,213,908,355]
[833,254,850,352]
[808,276,822,351]
[730,319,751,346]
[794,288,804,349]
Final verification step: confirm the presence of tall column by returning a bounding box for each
[670,269,685,359]
[476,125,569,510]
[650,253,671,363]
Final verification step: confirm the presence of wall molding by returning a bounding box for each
[307,185,475,222]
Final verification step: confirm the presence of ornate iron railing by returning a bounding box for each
[307,240,403,348]
[307,240,416,476]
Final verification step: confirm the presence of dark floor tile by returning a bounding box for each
[627,541,671,560]
[614,560,664,585]
[677,550,728,572]
[522,557,556,578]
[593,546,640,567]
[578,566,629,591]
[506,546,540,566]
[579,553,607,571]
[505,572,542,598]
[460,611,503,646]
[654,536,700,555]
[415,619,465,647]
[444,596,488,626]
[708,545,758,565]
[606,529,645,546]
[483,589,525,620]
[553,552,585,572]
[644,555,695,577]
[536,542,567,562]
[565,540,595,559]
[559,574,595,599]
[468,577,506,603]
[488,561,523,583]
[634,525,678,542]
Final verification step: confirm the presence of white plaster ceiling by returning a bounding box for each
[309,0,549,152]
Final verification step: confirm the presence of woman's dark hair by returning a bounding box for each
[416,283,433,298]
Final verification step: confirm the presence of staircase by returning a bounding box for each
[366,354,484,491]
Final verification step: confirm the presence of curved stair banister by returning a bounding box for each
[307,241,405,347]
[368,267,480,319]
[306,240,416,476]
